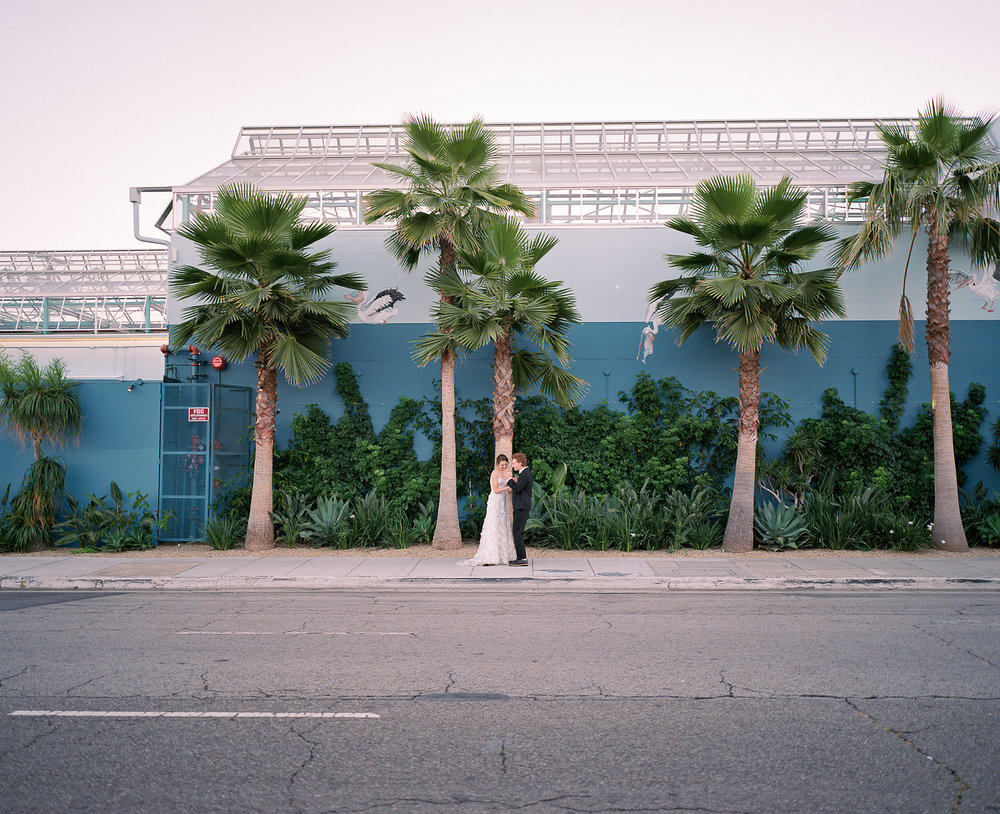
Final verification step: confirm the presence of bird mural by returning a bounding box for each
[949,265,1000,313]
[637,294,673,363]
[346,288,405,324]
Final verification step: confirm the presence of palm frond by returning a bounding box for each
[267,333,331,387]
[411,330,460,367]
[689,174,757,224]
[665,251,722,274]
[700,276,752,308]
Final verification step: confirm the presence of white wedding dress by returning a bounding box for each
[457,472,517,566]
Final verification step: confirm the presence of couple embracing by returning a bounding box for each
[457,453,532,567]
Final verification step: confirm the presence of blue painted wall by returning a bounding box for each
[3,319,999,529]
[178,318,1000,487]
[1,380,161,511]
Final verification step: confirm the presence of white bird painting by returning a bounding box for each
[949,265,1000,313]
[637,294,672,363]
[346,289,405,324]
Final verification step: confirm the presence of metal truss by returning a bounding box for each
[0,250,167,333]
[174,119,933,229]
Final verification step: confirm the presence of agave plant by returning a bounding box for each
[977,513,1000,547]
[754,501,808,550]
[301,494,352,548]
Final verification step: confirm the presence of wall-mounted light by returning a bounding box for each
[127,378,144,392]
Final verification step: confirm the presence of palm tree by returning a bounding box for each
[0,351,80,551]
[170,183,363,551]
[0,351,81,460]
[651,175,845,553]
[363,116,534,549]
[414,216,586,462]
[838,100,1000,551]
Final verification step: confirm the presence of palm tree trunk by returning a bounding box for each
[31,433,42,462]
[925,225,968,551]
[493,330,515,462]
[431,236,463,549]
[432,345,463,549]
[723,349,760,553]
[245,361,276,551]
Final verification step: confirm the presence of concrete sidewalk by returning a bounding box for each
[3,552,1000,591]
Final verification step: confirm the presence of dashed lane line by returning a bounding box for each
[10,710,379,719]
[175,631,412,636]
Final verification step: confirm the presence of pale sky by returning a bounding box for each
[1,0,998,250]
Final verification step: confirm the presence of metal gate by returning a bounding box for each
[159,383,251,542]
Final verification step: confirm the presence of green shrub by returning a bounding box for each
[525,479,722,552]
[802,490,860,550]
[961,482,1000,547]
[388,514,414,549]
[346,491,398,547]
[461,493,487,541]
[252,364,791,546]
[54,481,166,552]
[514,373,788,498]
[271,490,312,547]
[661,486,721,550]
[801,486,930,551]
[686,515,724,550]
[761,344,988,517]
[300,494,352,548]
[526,486,601,550]
[977,513,1000,547]
[754,502,808,550]
[200,515,243,550]
[410,501,436,545]
[2,457,67,551]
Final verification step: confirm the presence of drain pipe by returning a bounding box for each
[129,186,172,247]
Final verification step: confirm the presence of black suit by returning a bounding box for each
[507,466,532,560]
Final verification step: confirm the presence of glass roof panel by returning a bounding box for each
[176,117,997,227]
[508,155,546,181]
[605,154,654,180]
[0,250,167,296]
[183,118,940,194]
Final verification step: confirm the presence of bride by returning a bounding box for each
[457,454,517,566]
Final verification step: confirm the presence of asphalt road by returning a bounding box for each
[1,589,998,813]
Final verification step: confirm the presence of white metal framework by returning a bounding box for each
[0,250,168,333]
[173,119,925,228]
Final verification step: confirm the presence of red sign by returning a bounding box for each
[210,355,227,371]
[188,407,210,422]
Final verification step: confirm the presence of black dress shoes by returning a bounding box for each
[509,559,528,566]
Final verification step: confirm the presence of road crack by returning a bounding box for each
[718,669,735,698]
[0,665,33,688]
[846,699,969,813]
[287,721,321,808]
[915,623,1000,670]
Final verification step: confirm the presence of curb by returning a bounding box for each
[4,575,1000,592]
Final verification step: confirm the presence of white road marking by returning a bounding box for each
[10,710,379,719]
[175,631,412,636]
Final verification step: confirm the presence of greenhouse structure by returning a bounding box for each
[2,119,998,539]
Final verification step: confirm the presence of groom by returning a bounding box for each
[507,452,532,566]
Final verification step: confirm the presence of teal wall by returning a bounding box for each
[2,319,999,531]
[1,380,161,514]
[184,318,1000,487]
